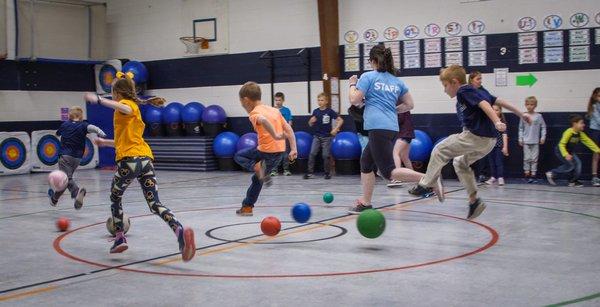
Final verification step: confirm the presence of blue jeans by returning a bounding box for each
[234,148,283,207]
[550,147,581,181]
[487,147,504,178]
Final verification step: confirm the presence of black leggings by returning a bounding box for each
[110,157,182,233]
[361,129,398,180]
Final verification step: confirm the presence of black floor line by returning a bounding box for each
[0,187,464,295]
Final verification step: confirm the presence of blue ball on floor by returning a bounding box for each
[291,203,311,223]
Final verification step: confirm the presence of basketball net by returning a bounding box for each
[179,37,210,55]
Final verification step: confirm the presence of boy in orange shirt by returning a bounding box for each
[234,82,297,216]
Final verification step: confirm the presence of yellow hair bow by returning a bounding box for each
[116,71,135,79]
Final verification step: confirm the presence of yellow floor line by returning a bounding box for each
[0,285,57,302]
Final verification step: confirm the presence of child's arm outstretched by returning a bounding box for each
[283,122,298,161]
[94,138,115,148]
[84,93,132,115]
[495,98,532,124]
[87,124,107,138]
[580,132,600,154]
[479,101,506,132]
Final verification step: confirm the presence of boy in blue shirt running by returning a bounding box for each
[272,92,293,176]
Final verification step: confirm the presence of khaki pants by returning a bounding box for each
[420,130,495,196]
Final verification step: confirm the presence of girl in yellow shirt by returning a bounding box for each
[84,74,195,262]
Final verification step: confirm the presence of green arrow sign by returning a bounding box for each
[516,73,537,87]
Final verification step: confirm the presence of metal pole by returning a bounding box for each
[87,5,91,60]
[307,50,311,113]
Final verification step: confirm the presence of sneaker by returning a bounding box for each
[348,199,373,215]
[324,173,331,180]
[478,175,488,183]
[408,184,435,198]
[498,178,505,186]
[303,173,314,179]
[568,180,583,187]
[467,198,487,220]
[177,226,196,262]
[236,205,253,216]
[546,171,556,186]
[592,177,600,187]
[270,170,278,177]
[386,180,403,188]
[73,188,86,210]
[283,170,292,176]
[485,177,496,185]
[48,189,58,207]
[254,160,272,187]
[109,231,128,253]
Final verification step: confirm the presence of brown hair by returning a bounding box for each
[587,87,600,117]
[493,104,506,123]
[369,44,396,75]
[570,114,584,125]
[440,65,467,85]
[239,81,261,101]
[68,106,83,120]
[274,92,285,100]
[525,96,538,106]
[468,71,481,85]
[112,77,142,104]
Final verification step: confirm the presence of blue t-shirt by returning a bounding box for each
[311,108,338,137]
[278,106,293,123]
[57,120,89,158]
[456,85,497,138]
[356,70,408,132]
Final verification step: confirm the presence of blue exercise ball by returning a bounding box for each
[213,132,240,158]
[236,132,258,152]
[202,105,227,124]
[331,132,362,160]
[122,60,148,84]
[294,131,313,159]
[409,130,434,161]
[291,203,311,223]
[162,102,183,124]
[182,102,205,123]
[144,105,162,124]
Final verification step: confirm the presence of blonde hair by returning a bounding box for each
[525,96,538,106]
[317,92,330,107]
[440,65,467,85]
[69,106,83,120]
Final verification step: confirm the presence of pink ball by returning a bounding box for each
[48,170,68,191]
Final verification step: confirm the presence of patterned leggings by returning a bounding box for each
[110,157,181,233]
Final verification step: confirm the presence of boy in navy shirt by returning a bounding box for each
[49,106,106,209]
[409,65,530,219]
[304,93,343,179]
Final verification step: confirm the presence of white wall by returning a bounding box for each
[0,91,87,122]
[0,0,6,57]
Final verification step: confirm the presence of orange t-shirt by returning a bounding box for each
[113,99,154,161]
[249,104,286,153]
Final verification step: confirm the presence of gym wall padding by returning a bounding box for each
[0,131,31,176]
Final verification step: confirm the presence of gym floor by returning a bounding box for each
[0,170,599,306]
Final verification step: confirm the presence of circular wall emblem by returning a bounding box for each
[468,20,485,34]
[80,138,95,166]
[1,137,27,170]
[363,29,379,42]
[518,17,536,31]
[36,134,60,166]
[343,30,359,43]
[569,13,589,28]
[403,25,419,38]
[543,15,563,29]
[424,23,441,37]
[98,64,117,93]
[445,22,462,36]
[383,27,399,40]
[596,12,600,25]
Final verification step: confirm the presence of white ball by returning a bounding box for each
[48,170,68,191]
[106,214,131,236]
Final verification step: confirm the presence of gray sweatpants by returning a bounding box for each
[419,130,495,197]
[523,144,539,174]
[53,155,81,200]
[307,136,332,174]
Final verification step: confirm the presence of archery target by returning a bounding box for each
[78,134,99,169]
[31,130,59,172]
[0,132,31,176]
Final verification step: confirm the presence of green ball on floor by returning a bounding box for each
[357,209,385,239]
[323,192,334,203]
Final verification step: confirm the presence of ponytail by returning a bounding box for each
[369,44,396,75]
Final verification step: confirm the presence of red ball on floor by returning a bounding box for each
[260,216,281,236]
[56,217,70,232]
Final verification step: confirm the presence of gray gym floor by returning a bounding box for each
[0,169,599,306]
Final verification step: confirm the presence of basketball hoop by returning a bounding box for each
[179,36,209,54]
